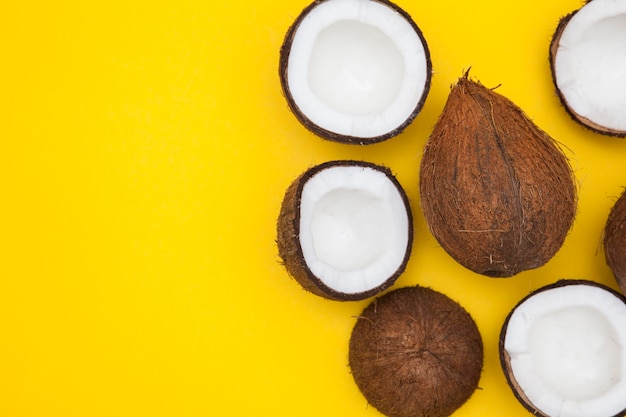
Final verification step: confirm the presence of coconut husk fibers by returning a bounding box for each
[278,0,432,145]
[604,189,626,294]
[419,75,577,277]
[349,286,483,417]
[549,3,626,137]
[276,160,413,301]
[499,279,626,417]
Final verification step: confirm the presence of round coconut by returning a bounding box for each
[279,0,432,144]
[276,160,413,301]
[349,286,483,417]
[419,74,577,277]
[500,279,626,417]
[550,0,626,136]
[604,189,626,294]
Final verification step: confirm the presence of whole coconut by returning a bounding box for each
[419,74,577,277]
[604,189,626,294]
[349,286,483,417]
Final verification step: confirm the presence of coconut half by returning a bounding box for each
[550,0,626,136]
[500,280,626,417]
[279,0,432,144]
[349,286,483,417]
[277,160,412,301]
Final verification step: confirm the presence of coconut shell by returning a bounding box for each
[276,160,413,301]
[604,189,626,294]
[549,2,626,137]
[279,0,432,144]
[419,75,577,277]
[349,286,483,417]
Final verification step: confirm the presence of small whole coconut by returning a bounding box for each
[349,286,483,417]
[277,160,413,301]
[500,280,626,417]
[279,0,432,144]
[550,0,626,136]
[604,189,626,294]
[419,74,577,277]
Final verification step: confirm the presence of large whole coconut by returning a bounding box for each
[419,75,577,277]
[349,286,483,417]
[604,189,626,294]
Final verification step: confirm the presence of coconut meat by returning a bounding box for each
[553,0,626,132]
[503,284,626,417]
[298,165,409,294]
[287,0,428,138]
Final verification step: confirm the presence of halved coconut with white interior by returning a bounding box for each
[550,0,626,136]
[500,280,626,417]
[277,160,412,301]
[279,0,432,144]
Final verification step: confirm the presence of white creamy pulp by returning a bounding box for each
[310,188,392,271]
[528,306,621,400]
[308,20,405,115]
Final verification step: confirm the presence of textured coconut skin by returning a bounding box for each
[499,279,626,417]
[278,0,432,145]
[276,160,413,301]
[419,76,577,277]
[604,190,626,294]
[349,286,483,417]
[549,1,626,137]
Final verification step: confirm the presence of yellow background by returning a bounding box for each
[1,0,624,416]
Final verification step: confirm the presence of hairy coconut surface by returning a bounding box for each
[349,286,483,417]
[419,75,577,277]
[500,280,626,417]
[279,0,431,144]
[550,0,626,136]
[277,160,413,301]
[604,189,626,294]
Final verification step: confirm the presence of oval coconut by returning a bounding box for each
[277,160,413,301]
[419,75,577,277]
[500,279,626,417]
[550,0,626,136]
[349,286,483,417]
[604,189,626,294]
[279,0,432,144]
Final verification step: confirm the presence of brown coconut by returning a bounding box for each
[277,160,413,301]
[419,75,577,277]
[604,189,626,294]
[349,286,483,417]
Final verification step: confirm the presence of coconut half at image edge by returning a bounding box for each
[277,160,412,301]
[500,280,626,417]
[550,0,626,136]
[279,0,432,144]
[349,286,483,417]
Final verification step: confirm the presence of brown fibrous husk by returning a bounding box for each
[349,286,483,417]
[604,189,626,294]
[419,75,577,277]
[276,160,413,301]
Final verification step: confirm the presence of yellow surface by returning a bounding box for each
[1,1,625,416]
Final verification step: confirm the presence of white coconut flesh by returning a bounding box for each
[298,165,409,294]
[503,284,626,417]
[553,0,626,133]
[286,0,429,138]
